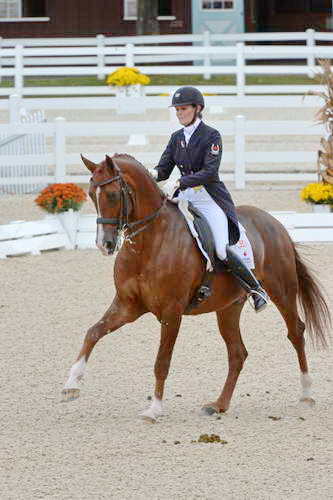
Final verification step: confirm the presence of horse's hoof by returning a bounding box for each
[199,405,218,416]
[62,388,80,402]
[139,410,158,423]
[141,414,157,424]
[300,397,315,407]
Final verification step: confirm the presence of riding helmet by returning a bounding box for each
[170,86,205,109]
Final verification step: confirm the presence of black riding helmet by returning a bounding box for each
[170,86,205,109]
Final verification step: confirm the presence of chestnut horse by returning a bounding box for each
[62,154,330,421]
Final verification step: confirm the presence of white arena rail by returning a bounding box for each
[0,115,325,191]
[0,38,333,97]
[0,93,325,116]
[1,211,332,258]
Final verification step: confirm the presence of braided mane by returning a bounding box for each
[112,153,166,198]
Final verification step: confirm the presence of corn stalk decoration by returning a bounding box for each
[307,59,333,185]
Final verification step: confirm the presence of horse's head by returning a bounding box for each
[81,154,133,256]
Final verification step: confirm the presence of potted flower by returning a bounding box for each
[300,182,333,212]
[35,183,87,245]
[106,66,150,97]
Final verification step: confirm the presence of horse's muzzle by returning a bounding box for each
[96,231,118,256]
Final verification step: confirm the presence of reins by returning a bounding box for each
[90,166,166,243]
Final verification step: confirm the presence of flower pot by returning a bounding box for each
[115,84,146,115]
[312,204,332,213]
[57,209,80,248]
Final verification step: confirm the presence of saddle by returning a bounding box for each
[185,202,228,312]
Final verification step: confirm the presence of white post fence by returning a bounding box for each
[14,44,23,96]
[96,34,106,80]
[54,117,66,182]
[236,43,245,98]
[125,43,134,67]
[234,115,246,190]
[203,30,211,81]
[306,28,316,76]
[1,32,333,99]
[0,114,324,192]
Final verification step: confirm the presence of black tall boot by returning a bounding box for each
[223,245,268,313]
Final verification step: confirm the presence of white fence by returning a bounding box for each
[1,211,333,259]
[0,29,333,97]
[0,105,47,194]
[0,93,325,115]
[0,114,324,191]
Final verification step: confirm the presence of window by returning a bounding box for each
[0,0,46,18]
[123,0,175,20]
[23,0,46,17]
[158,0,172,16]
[310,0,331,12]
[202,0,234,9]
[0,0,20,17]
[276,0,331,14]
[275,0,305,13]
[124,0,137,18]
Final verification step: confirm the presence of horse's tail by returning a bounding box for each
[294,244,331,349]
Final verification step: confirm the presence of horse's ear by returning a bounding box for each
[81,154,97,173]
[105,155,115,169]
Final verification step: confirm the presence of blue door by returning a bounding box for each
[192,0,245,34]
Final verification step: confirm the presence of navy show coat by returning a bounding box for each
[155,121,240,245]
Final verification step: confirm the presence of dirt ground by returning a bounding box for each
[1,189,333,500]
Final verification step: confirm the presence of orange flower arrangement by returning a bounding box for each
[35,183,87,214]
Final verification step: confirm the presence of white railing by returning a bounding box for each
[0,114,324,191]
[0,32,333,97]
[2,29,333,48]
[0,93,325,115]
[1,211,333,258]
[0,98,47,194]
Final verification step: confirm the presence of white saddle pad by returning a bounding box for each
[177,199,255,271]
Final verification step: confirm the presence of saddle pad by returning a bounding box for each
[178,199,254,270]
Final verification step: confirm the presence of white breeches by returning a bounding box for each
[179,186,229,261]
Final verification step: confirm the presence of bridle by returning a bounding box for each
[90,165,166,243]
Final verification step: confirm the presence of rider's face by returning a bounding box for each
[175,105,196,126]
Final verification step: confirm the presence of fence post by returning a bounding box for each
[96,34,105,81]
[9,93,21,124]
[236,42,245,97]
[203,30,211,80]
[0,37,3,84]
[306,28,315,78]
[125,43,134,67]
[54,117,66,182]
[234,115,246,189]
[14,44,24,98]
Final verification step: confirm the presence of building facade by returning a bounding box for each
[0,0,332,38]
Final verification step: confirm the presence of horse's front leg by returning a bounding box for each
[140,310,182,422]
[62,295,143,401]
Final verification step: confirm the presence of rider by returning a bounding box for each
[151,86,268,313]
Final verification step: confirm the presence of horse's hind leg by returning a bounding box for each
[62,295,143,402]
[265,276,315,406]
[201,300,247,415]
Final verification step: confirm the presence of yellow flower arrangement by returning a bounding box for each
[106,67,150,87]
[300,182,333,205]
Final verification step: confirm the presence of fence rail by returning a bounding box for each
[0,29,333,97]
[1,210,333,258]
[0,114,324,192]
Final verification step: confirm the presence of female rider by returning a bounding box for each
[152,86,268,312]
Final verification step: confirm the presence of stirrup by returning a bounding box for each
[247,289,268,313]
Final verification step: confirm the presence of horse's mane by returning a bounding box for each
[113,153,166,199]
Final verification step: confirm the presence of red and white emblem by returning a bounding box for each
[211,144,220,155]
